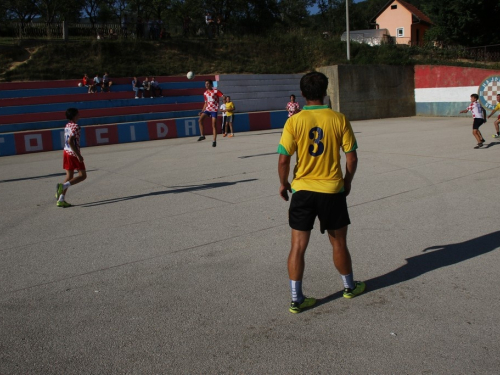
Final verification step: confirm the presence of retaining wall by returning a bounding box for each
[318,65,416,121]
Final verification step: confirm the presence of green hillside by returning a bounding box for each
[1,34,498,82]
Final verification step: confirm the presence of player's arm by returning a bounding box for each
[199,101,207,115]
[278,154,292,201]
[69,135,83,162]
[343,151,357,197]
[488,109,497,118]
[460,104,472,114]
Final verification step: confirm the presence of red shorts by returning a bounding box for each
[63,151,86,171]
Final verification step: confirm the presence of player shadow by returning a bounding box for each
[0,170,96,184]
[482,141,500,149]
[239,152,277,159]
[315,230,500,308]
[80,178,258,207]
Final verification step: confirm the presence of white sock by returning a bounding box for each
[58,194,65,202]
[341,273,355,289]
[63,182,71,189]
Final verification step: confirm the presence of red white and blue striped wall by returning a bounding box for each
[0,111,288,157]
[415,65,500,116]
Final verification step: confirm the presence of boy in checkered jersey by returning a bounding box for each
[55,108,87,207]
[487,93,500,138]
[197,79,224,147]
[460,94,486,149]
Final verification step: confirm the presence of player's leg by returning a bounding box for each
[328,227,365,298]
[211,116,217,147]
[327,226,352,275]
[319,191,365,298]
[228,120,234,136]
[198,112,207,140]
[287,191,317,313]
[473,129,483,143]
[494,118,500,137]
[288,229,316,313]
[68,169,87,187]
[222,117,227,136]
[288,229,311,281]
[57,169,74,207]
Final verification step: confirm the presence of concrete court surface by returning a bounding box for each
[1,116,499,374]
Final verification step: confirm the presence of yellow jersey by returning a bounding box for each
[225,102,235,116]
[277,105,357,194]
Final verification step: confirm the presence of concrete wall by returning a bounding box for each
[217,74,306,113]
[318,65,415,121]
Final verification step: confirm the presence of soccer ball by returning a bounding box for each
[187,71,195,80]
[78,82,82,87]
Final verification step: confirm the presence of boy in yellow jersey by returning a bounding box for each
[487,93,500,138]
[277,72,365,314]
[224,96,235,137]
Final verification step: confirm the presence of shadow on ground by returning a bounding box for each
[81,179,257,207]
[316,230,500,308]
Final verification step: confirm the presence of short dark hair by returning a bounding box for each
[66,108,79,121]
[300,72,328,101]
[471,93,479,100]
[206,79,213,86]
[290,94,296,99]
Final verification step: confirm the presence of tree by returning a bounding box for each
[421,0,500,46]
[278,0,314,29]
[35,0,84,22]
[5,0,39,24]
[83,0,106,27]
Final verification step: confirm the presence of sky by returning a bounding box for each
[309,0,365,15]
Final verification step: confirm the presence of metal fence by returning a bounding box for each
[0,22,188,40]
[463,44,500,62]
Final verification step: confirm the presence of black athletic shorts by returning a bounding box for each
[289,190,351,233]
[472,118,484,129]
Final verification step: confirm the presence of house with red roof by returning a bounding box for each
[370,0,433,46]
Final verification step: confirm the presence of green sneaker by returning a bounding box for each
[56,200,72,208]
[55,183,63,199]
[289,297,316,314]
[343,281,366,299]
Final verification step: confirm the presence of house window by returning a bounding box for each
[397,28,404,37]
[391,5,397,9]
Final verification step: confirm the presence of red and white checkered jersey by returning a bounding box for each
[204,89,224,112]
[64,122,81,156]
[287,102,300,117]
[466,102,483,119]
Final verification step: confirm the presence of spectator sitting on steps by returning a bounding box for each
[132,77,144,99]
[91,74,101,93]
[82,73,90,90]
[151,77,163,97]
[143,77,152,98]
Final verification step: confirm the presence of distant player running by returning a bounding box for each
[460,93,486,149]
[278,72,365,314]
[487,93,500,138]
[55,108,87,207]
[198,80,224,147]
